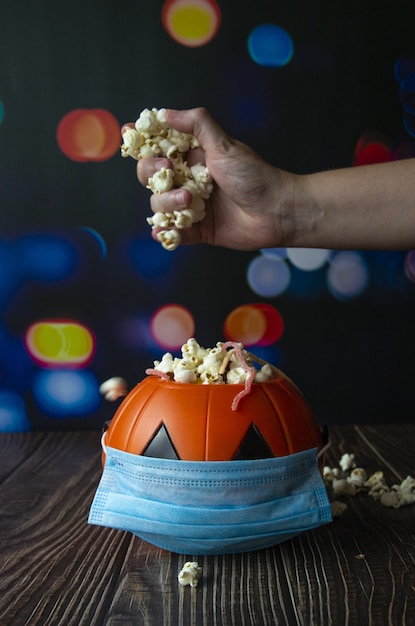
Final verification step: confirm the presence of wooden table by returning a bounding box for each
[1,425,415,626]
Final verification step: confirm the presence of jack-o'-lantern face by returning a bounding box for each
[104,371,325,462]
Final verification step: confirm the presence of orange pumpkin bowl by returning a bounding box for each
[103,370,325,463]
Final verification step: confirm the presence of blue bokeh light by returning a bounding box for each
[248,24,294,67]
[17,233,78,282]
[32,369,101,418]
[128,236,174,278]
[0,390,31,432]
[403,113,415,138]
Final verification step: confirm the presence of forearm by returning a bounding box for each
[289,159,415,250]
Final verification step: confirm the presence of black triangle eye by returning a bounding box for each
[233,424,273,460]
[142,423,180,460]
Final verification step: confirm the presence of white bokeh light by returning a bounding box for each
[286,248,331,271]
[247,254,291,297]
[327,251,369,299]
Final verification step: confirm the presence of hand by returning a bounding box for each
[135,107,295,250]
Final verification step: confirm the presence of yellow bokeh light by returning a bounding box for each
[162,0,221,47]
[172,7,211,39]
[25,321,95,366]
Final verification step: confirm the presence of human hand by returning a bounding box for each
[134,108,295,251]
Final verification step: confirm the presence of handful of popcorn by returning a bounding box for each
[121,108,213,250]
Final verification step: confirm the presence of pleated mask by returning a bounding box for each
[88,433,332,555]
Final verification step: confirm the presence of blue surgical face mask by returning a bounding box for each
[88,434,332,555]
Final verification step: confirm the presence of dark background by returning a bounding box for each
[1,0,415,431]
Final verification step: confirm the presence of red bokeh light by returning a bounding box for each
[57,109,121,162]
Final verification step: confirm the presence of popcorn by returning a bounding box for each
[99,377,128,401]
[323,466,340,485]
[339,453,356,472]
[178,561,203,588]
[331,501,348,517]
[325,454,415,511]
[145,339,279,411]
[156,229,182,251]
[332,478,357,497]
[347,467,367,490]
[147,167,175,194]
[121,108,213,250]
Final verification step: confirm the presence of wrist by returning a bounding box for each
[275,172,322,248]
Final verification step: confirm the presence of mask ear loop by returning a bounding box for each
[101,430,108,456]
[317,424,331,459]
[317,439,331,459]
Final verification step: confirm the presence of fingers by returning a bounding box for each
[137,157,171,187]
[149,187,193,214]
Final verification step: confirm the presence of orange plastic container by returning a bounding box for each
[104,370,325,462]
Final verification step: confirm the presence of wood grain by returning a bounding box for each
[1,426,414,625]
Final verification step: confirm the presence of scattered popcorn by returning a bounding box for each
[347,467,368,490]
[380,490,401,508]
[332,478,357,497]
[339,453,356,472]
[325,453,415,510]
[99,377,128,401]
[323,466,340,484]
[178,561,203,588]
[331,501,348,517]
[394,476,415,505]
[121,108,213,250]
[145,339,280,411]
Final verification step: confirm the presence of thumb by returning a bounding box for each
[165,107,231,152]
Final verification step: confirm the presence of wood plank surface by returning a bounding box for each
[0,426,414,625]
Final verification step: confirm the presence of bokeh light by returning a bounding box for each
[32,369,101,418]
[286,248,331,271]
[404,250,415,283]
[80,227,107,259]
[327,251,369,300]
[224,304,266,346]
[224,303,284,346]
[403,113,415,139]
[0,391,31,432]
[151,304,195,350]
[260,247,288,260]
[0,99,4,124]
[128,236,174,279]
[57,109,120,162]
[247,254,290,297]
[354,142,393,165]
[248,24,294,67]
[354,131,393,165]
[399,87,415,115]
[17,233,77,281]
[162,0,221,47]
[394,57,415,86]
[25,320,95,367]
[395,57,415,140]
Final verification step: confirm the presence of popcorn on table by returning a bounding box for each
[178,562,203,588]
[324,453,415,512]
[121,108,213,251]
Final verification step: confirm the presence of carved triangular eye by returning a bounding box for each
[233,423,273,460]
[142,423,180,460]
